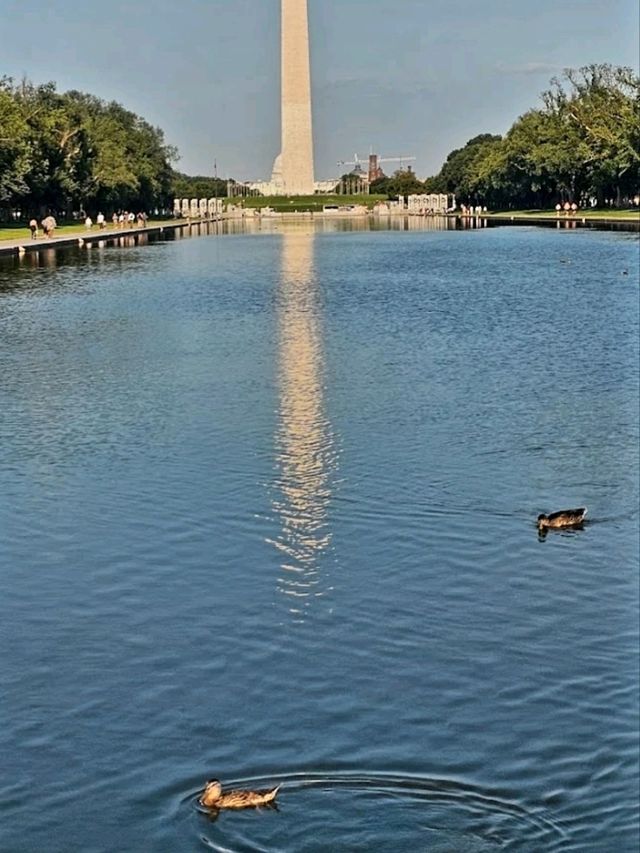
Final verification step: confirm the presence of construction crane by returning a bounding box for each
[377,155,416,169]
[338,152,417,183]
[337,154,366,169]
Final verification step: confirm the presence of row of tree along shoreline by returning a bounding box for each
[1,64,638,224]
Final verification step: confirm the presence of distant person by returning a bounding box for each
[128,211,135,228]
[555,203,562,217]
[119,212,125,226]
[571,202,578,214]
[84,215,93,229]
[112,212,119,227]
[563,202,571,216]
[136,212,144,227]
[29,218,38,239]
[41,215,57,239]
[96,212,105,229]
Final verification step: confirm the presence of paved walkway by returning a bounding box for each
[0,218,214,256]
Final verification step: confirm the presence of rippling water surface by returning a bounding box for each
[0,220,638,852]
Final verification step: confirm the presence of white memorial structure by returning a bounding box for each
[173,199,224,218]
[406,194,454,214]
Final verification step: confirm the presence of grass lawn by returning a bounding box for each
[488,208,639,221]
[231,194,387,213]
[0,222,90,242]
[0,218,185,243]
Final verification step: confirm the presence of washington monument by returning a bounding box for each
[270,0,315,195]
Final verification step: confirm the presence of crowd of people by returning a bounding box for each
[28,215,57,239]
[555,202,580,215]
[459,204,488,216]
[27,210,150,239]
[108,211,149,229]
[457,201,582,217]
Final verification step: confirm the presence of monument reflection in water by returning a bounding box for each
[268,227,338,622]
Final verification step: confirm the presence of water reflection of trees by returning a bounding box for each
[267,226,338,623]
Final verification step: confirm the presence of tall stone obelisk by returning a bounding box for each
[271,0,315,195]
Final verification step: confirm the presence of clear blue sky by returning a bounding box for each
[1,0,638,181]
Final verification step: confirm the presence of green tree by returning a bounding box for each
[542,64,640,205]
[372,168,425,197]
[0,78,178,217]
[425,64,639,209]
[0,79,31,203]
[83,97,177,210]
[498,109,587,206]
[171,172,228,199]
[432,134,503,202]
[12,80,94,214]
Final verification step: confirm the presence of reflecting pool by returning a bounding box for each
[0,220,638,851]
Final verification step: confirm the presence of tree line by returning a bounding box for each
[171,173,228,201]
[0,77,178,219]
[1,64,637,218]
[373,64,639,209]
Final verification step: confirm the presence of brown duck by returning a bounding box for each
[537,507,587,531]
[199,779,280,810]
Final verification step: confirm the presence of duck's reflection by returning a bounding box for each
[268,226,337,622]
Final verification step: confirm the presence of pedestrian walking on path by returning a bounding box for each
[41,215,57,238]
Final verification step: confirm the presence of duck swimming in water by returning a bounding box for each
[537,507,587,531]
[199,779,280,810]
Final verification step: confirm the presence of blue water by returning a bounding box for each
[0,220,638,852]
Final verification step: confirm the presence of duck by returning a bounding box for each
[199,779,280,810]
[537,507,587,531]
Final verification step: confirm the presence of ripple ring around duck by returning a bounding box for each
[193,771,567,851]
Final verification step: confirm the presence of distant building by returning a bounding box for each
[368,154,385,183]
